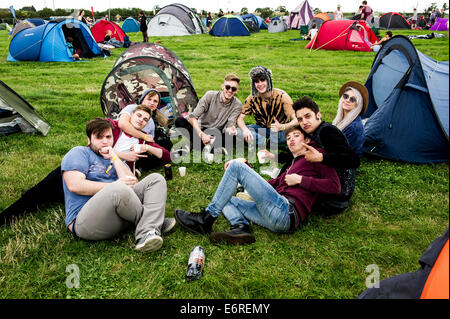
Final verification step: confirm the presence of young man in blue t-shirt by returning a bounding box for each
[62,118,168,252]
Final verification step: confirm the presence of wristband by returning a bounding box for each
[145,145,149,152]
[111,155,118,163]
[144,134,149,142]
[198,131,203,137]
[283,124,286,131]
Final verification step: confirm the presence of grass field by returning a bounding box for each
[0,27,448,300]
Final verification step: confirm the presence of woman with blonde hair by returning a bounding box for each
[332,81,368,157]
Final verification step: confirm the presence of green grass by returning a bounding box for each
[0,28,448,299]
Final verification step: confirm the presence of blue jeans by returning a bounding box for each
[237,124,287,147]
[206,160,291,233]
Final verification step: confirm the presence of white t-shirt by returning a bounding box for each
[309,28,318,39]
[336,10,343,20]
[114,132,139,153]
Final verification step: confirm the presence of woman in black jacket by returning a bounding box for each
[138,11,148,42]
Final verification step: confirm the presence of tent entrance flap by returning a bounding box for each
[62,24,95,58]
[372,50,410,107]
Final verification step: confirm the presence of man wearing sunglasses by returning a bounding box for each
[174,73,242,152]
[236,65,297,149]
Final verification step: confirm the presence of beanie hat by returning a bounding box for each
[139,88,161,105]
[249,66,273,97]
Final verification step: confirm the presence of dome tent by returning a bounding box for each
[379,12,411,29]
[307,12,330,30]
[7,19,103,62]
[241,13,268,30]
[100,42,199,126]
[91,19,127,42]
[121,17,140,32]
[362,36,448,163]
[306,20,377,52]
[268,19,288,33]
[210,15,250,37]
[147,3,206,36]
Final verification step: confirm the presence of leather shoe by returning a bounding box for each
[175,208,216,234]
[209,223,256,245]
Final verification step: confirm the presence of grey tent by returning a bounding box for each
[0,80,50,136]
[268,19,288,33]
[243,20,259,33]
[9,20,35,38]
[147,3,206,36]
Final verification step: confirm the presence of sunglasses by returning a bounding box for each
[225,85,238,92]
[342,93,357,103]
[253,77,266,84]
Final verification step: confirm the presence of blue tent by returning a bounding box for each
[241,13,268,29]
[25,18,46,26]
[210,15,250,36]
[7,19,103,62]
[363,35,448,163]
[121,17,140,32]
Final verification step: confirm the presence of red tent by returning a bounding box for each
[306,20,378,52]
[91,19,127,42]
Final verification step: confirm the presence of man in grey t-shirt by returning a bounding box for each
[175,73,242,152]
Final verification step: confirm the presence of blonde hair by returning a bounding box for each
[224,73,240,84]
[332,87,363,131]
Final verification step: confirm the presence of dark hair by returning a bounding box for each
[86,118,113,138]
[285,124,311,139]
[362,1,367,5]
[292,96,320,115]
[312,23,317,28]
[386,31,393,37]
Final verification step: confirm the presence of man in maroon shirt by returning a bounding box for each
[175,125,341,245]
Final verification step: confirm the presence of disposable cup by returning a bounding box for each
[257,150,267,164]
[205,153,214,163]
[134,144,142,152]
[179,167,186,177]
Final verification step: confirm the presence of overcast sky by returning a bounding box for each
[5,0,449,14]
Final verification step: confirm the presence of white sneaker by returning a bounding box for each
[135,229,163,252]
[161,217,176,234]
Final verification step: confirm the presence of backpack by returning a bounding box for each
[123,36,131,48]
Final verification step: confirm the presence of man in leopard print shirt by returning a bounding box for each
[237,66,297,148]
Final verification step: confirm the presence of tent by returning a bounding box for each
[288,0,314,29]
[0,80,50,136]
[100,42,199,126]
[305,20,377,52]
[379,12,411,29]
[209,15,250,37]
[147,3,206,36]
[430,18,448,31]
[121,17,140,32]
[91,19,126,42]
[307,12,331,30]
[7,19,103,62]
[268,19,288,33]
[9,20,35,37]
[243,20,259,33]
[360,228,449,299]
[362,36,449,163]
[241,13,267,30]
[25,18,46,26]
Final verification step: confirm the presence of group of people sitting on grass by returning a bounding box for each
[1,65,370,253]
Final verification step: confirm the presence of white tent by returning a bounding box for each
[288,0,314,29]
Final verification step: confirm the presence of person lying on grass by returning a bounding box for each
[174,125,341,245]
[108,104,171,175]
[0,105,172,229]
[62,118,172,252]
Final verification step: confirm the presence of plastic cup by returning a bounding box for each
[257,150,267,164]
[179,167,186,177]
[206,153,214,163]
[134,144,141,152]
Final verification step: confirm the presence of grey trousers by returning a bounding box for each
[74,173,167,242]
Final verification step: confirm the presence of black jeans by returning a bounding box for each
[0,166,64,225]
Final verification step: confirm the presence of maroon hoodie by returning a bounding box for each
[268,146,341,222]
[107,118,171,165]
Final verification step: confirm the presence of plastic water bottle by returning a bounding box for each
[186,246,205,282]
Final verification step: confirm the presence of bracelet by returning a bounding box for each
[198,131,203,137]
[111,155,118,163]
[283,124,286,131]
[145,145,149,152]
[144,134,149,142]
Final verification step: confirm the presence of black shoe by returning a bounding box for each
[209,223,256,245]
[174,208,217,235]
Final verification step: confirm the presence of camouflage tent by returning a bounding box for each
[100,42,198,126]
